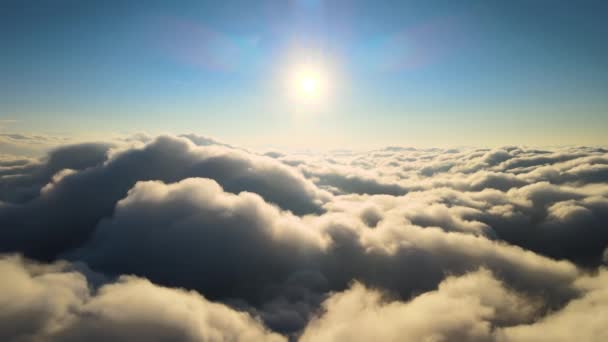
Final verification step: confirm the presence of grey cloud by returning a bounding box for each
[0,135,329,260]
[68,178,327,304]
[498,151,588,171]
[179,133,232,148]
[0,143,111,203]
[306,171,409,196]
[264,151,286,159]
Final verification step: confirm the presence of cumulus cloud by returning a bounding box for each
[68,175,581,333]
[303,267,608,342]
[5,253,607,342]
[0,254,285,342]
[496,269,608,341]
[0,143,111,203]
[68,177,327,302]
[0,135,329,260]
[300,269,538,342]
[1,135,608,339]
[287,145,608,265]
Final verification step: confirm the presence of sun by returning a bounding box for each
[290,66,327,102]
[299,75,319,96]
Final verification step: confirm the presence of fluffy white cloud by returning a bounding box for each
[497,269,608,342]
[4,253,608,342]
[0,254,285,342]
[68,177,328,300]
[300,269,538,342]
[1,136,608,338]
[302,267,608,342]
[66,175,580,333]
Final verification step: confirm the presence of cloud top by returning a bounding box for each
[1,135,607,340]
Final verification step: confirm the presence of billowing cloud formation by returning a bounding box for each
[68,176,580,332]
[290,145,608,265]
[69,178,327,300]
[0,143,111,203]
[3,254,608,342]
[1,135,608,339]
[0,255,285,342]
[497,269,608,341]
[302,268,608,342]
[0,135,328,260]
[300,269,538,342]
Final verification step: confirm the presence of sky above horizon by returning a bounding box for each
[1,0,607,149]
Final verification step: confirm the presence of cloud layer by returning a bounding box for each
[0,255,284,342]
[1,135,607,340]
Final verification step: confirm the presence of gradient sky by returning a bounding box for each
[1,0,607,149]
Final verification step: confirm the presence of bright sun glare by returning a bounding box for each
[300,75,319,96]
[291,67,327,103]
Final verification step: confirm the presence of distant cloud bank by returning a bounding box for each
[1,135,608,341]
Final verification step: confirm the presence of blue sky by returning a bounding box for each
[1,0,607,148]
